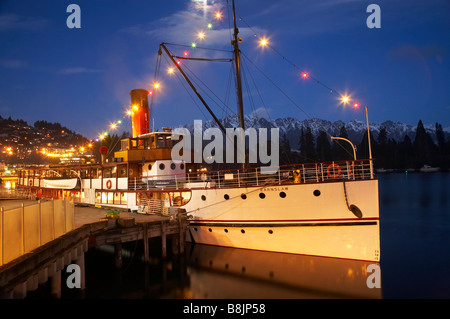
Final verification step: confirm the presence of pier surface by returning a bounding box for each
[0,199,169,228]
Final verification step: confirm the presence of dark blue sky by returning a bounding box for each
[1,0,449,139]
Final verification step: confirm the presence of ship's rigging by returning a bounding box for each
[98,0,368,165]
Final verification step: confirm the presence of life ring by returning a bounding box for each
[347,161,355,176]
[327,163,341,178]
[106,180,112,189]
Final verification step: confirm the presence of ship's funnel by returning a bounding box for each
[130,89,150,138]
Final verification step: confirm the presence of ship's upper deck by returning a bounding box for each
[114,130,185,163]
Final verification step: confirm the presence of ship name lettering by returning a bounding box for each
[262,187,288,192]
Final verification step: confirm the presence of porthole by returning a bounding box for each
[224,194,230,200]
[201,195,206,201]
[159,163,165,170]
[279,192,286,198]
[194,227,198,231]
[170,163,176,170]
[313,189,321,197]
[241,229,245,234]
[268,229,273,234]
[259,192,266,199]
[224,229,228,233]
[241,194,247,200]
[147,164,152,170]
[208,228,212,232]
[180,163,185,170]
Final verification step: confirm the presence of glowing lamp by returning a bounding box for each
[340,95,350,105]
[183,51,189,57]
[259,37,268,47]
[168,67,175,74]
[353,103,360,108]
[301,72,309,79]
[215,11,222,20]
[198,32,205,39]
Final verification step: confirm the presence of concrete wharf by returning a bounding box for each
[0,199,189,298]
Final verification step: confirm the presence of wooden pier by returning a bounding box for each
[0,199,189,298]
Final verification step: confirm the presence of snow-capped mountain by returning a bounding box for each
[178,114,449,149]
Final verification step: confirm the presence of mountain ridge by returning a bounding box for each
[178,114,450,150]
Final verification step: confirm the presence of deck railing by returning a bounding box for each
[128,159,374,191]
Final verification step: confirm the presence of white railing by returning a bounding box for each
[128,159,374,191]
[137,198,169,215]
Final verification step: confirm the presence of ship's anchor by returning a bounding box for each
[343,181,363,218]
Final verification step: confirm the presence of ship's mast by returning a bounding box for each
[232,0,245,132]
[231,0,247,168]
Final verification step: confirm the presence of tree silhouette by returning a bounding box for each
[316,130,331,162]
[413,120,436,168]
[299,126,316,162]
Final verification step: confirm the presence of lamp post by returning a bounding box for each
[365,106,374,179]
[330,136,357,161]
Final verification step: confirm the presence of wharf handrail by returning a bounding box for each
[0,199,74,266]
[128,159,374,191]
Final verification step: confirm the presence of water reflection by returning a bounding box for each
[184,244,382,299]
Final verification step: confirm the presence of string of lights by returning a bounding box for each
[74,2,362,160]
[236,14,361,110]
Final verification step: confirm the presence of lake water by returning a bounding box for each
[22,171,450,299]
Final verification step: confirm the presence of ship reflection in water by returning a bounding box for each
[182,243,382,299]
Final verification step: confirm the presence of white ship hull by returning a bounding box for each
[184,179,380,262]
[18,159,380,262]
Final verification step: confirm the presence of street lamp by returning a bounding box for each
[365,106,374,179]
[330,136,357,161]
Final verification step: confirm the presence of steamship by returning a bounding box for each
[17,1,380,262]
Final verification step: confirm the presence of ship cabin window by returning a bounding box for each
[80,169,89,178]
[92,168,101,178]
[118,165,127,177]
[103,167,116,178]
[121,139,130,150]
[155,134,172,148]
